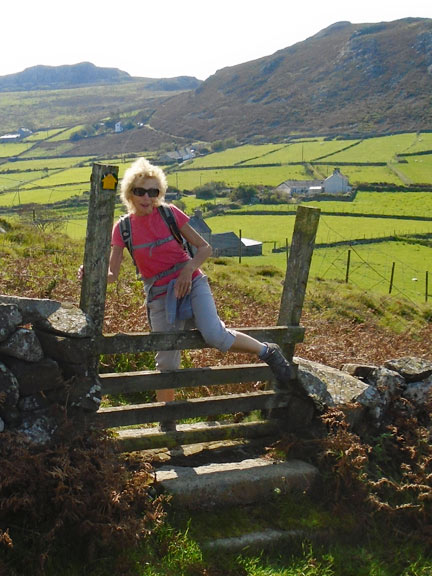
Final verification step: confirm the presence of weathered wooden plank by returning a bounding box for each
[94,390,286,428]
[80,163,118,334]
[97,326,304,355]
[278,205,320,359]
[99,363,274,395]
[278,206,320,327]
[115,420,279,451]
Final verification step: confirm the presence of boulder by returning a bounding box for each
[2,356,64,395]
[296,357,370,406]
[403,375,432,408]
[384,357,432,382]
[0,303,22,342]
[0,328,44,362]
[0,295,94,337]
[0,361,19,409]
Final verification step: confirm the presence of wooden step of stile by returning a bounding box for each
[155,457,319,510]
[114,420,279,451]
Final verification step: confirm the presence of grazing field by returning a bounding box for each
[398,155,432,184]
[168,164,310,189]
[206,213,432,245]
[0,142,33,157]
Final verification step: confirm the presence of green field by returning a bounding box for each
[0,131,430,303]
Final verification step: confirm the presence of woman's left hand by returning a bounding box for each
[175,267,193,298]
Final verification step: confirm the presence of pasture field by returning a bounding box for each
[24,128,65,141]
[404,132,432,153]
[187,144,283,168]
[0,142,33,157]
[243,139,359,164]
[49,126,87,141]
[168,164,309,189]
[19,142,76,158]
[315,163,405,184]
[205,213,432,245]
[231,191,432,218]
[398,155,432,184]
[209,240,431,302]
[20,166,92,188]
[0,184,88,207]
[0,156,90,171]
[0,170,48,192]
[322,133,420,163]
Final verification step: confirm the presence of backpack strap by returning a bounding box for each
[158,204,194,257]
[118,214,140,274]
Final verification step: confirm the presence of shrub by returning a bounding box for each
[0,423,165,575]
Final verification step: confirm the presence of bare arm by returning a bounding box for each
[174,223,212,298]
[107,245,124,283]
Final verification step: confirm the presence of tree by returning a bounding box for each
[230,185,258,204]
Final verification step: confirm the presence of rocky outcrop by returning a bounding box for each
[0,296,100,444]
[296,356,432,430]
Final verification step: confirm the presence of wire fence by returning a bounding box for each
[1,212,431,311]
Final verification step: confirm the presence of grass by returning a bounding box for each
[205,213,432,244]
[1,220,431,576]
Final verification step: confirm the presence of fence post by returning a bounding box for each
[239,229,242,263]
[278,205,320,358]
[345,249,351,283]
[426,271,429,303]
[80,163,118,335]
[389,262,396,294]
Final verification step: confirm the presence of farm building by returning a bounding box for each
[276,168,351,196]
[0,127,32,142]
[188,209,262,256]
[159,147,196,164]
[210,232,262,257]
[188,209,212,242]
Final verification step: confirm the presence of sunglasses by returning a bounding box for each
[132,187,160,198]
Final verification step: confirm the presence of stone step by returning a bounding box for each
[155,457,319,509]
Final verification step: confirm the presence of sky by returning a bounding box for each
[3,0,431,81]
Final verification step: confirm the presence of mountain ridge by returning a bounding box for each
[0,61,201,92]
[150,17,432,140]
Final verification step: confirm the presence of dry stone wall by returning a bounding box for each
[0,295,100,443]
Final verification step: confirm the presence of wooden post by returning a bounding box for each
[278,205,320,358]
[426,271,429,303]
[345,249,351,283]
[239,229,242,263]
[80,163,118,335]
[389,262,396,294]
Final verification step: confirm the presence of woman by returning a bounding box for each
[107,157,297,430]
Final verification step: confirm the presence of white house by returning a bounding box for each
[323,168,351,194]
[276,168,351,197]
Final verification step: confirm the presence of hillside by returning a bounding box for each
[0,19,430,151]
[0,61,201,92]
[151,18,432,141]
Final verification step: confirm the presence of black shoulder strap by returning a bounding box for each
[118,214,139,272]
[158,204,194,257]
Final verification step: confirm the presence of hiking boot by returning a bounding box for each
[260,343,298,389]
[158,420,176,433]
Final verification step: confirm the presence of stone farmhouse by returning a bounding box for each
[188,209,262,257]
[276,168,352,197]
[0,127,32,143]
[159,146,196,164]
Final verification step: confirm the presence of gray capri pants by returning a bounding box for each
[147,274,236,371]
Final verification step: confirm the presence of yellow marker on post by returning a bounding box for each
[102,173,118,190]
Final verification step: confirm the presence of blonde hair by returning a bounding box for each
[120,157,168,213]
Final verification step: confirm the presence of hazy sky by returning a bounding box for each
[3,0,431,81]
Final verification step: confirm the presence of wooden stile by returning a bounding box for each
[80,167,320,445]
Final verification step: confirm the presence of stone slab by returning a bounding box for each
[156,457,318,509]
